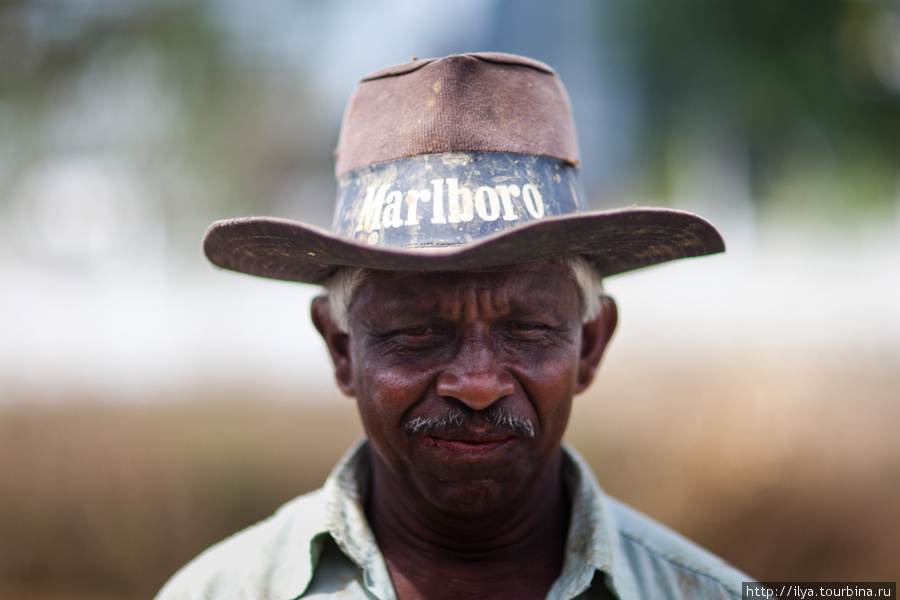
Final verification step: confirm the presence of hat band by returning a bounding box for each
[333,152,586,249]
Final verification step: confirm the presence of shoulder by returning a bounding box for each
[606,496,749,599]
[154,488,328,600]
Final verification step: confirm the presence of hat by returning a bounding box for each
[203,53,724,284]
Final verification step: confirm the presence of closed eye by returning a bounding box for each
[507,322,551,334]
[392,325,452,345]
[400,326,433,337]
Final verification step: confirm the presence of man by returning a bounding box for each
[157,53,753,599]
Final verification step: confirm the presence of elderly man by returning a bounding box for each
[157,53,753,599]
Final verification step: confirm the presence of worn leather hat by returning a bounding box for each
[203,52,724,284]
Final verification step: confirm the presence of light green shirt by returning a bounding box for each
[156,442,752,599]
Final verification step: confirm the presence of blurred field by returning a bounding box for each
[1,351,898,599]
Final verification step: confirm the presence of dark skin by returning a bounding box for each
[312,259,617,600]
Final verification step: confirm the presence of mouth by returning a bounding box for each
[419,434,516,458]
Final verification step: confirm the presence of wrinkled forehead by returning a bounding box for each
[352,259,582,320]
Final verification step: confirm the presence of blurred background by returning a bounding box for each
[1,0,898,597]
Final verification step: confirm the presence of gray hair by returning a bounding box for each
[321,255,604,332]
[405,407,536,439]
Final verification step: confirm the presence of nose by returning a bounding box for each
[434,332,515,411]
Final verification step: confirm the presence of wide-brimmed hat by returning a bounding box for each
[203,53,724,284]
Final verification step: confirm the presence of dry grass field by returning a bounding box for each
[1,351,898,599]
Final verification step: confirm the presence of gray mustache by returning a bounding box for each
[404,406,535,440]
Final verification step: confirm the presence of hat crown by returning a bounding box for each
[335,53,580,178]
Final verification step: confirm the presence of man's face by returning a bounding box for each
[314,259,615,516]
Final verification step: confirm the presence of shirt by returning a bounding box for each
[155,441,753,600]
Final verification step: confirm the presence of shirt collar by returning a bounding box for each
[551,444,640,600]
[319,441,397,599]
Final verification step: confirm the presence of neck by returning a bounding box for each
[366,449,570,600]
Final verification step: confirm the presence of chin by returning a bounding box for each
[414,469,534,518]
[429,483,515,517]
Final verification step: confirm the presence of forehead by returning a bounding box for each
[350,259,581,318]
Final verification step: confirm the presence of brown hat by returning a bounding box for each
[203,53,724,284]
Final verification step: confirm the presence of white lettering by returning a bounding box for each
[522,184,544,219]
[475,186,501,221]
[355,178,548,232]
[430,179,446,224]
[496,185,520,221]
[355,184,388,232]
[382,190,404,228]
[446,178,474,223]
[405,189,430,225]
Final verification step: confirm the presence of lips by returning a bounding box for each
[420,434,515,458]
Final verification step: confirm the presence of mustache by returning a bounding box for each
[404,405,536,440]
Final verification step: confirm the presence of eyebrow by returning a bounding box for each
[368,290,575,325]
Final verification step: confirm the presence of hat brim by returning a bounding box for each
[203,207,725,285]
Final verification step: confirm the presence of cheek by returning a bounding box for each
[514,344,581,430]
[350,355,443,480]
[350,345,435,435]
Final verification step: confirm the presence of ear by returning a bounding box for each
[311,296,356,398]
[574,295,617,394]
